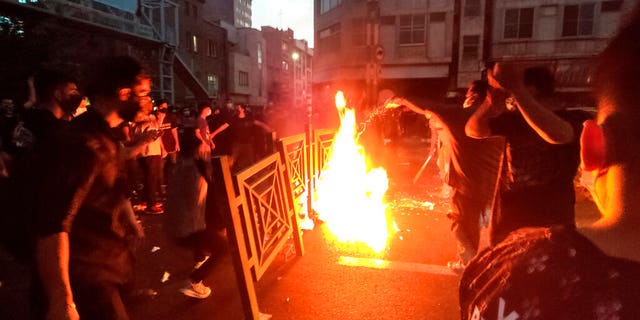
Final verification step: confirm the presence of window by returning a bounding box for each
[399,14,425,45]
[563,3,595,36]
[351,18,366,46]
[257,43,263,67]
[320,0,343,14]
[207,74,218,96]
[601,1,622,12]
[462,35,480,60]
[317,23,341,54]
[238,71,249,87]
[464,0,481,17]
[207,40,217,57]
[504,8,534,39]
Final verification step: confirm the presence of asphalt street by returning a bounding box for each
[0,135,599,319]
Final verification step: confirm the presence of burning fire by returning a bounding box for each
[313,91,396,253]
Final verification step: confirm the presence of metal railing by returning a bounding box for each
[215,126,337,319]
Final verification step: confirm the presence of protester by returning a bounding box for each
[387,80,504,273]
[465,63,592,245]
[460,9,640,319]
[0,68,82,262]
[210,103,272,172]
[131,97,164,214]
[33,55,151,320]
[164,105,228,300]
[156,99,180,191]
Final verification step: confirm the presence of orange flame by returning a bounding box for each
[314,91,396,254]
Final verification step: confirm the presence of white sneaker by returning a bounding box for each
[180,281,211,299]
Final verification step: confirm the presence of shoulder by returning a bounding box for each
[460,226,640,319]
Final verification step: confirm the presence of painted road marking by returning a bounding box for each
[338,256,458,276]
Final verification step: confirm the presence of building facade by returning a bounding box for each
[314,0,636,108]
[314,0,456,109]
[175,0,228,106]
[204,0,251,28]
[457,0,635,96]
[225,26,268,106]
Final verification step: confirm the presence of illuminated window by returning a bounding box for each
[399,14,425,45]
[504,8,534,39]
[207,74,218,96]
[562,3,595,37]
[257,43,263,67]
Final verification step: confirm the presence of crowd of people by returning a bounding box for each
[1,5,640,319]
[0,56,277,319]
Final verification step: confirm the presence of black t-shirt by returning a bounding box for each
[488,109,592,238]
[160,112,179,152]
[490,109,591,193]
[433,107,504,202]
[34,109,134,284]
[460,226,640,319]
[231,115,256,145]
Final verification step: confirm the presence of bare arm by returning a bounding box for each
[23,76,36,109]
[253,120,273,132]
[465,89,507,139]
[36,233,79,320]
[489,62,574,144]
[171,127,180,152]
[210,123,230,138]
[385,97,429,116]
[511,89,574,144]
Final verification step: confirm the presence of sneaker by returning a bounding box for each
[145,203,164,215]
[447,260,466,274]
[180,281,211,299]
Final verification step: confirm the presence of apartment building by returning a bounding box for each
[458,0,635,95]
[314,0,635,107]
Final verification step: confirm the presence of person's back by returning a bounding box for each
[467,65,592,245]
[459,8,640,319]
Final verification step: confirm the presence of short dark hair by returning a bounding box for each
[34,69,77,102]
[468,80,489,102]
[523,66,555,97]
[85,56,149,102]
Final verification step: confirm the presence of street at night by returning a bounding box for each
[1,135,599,319]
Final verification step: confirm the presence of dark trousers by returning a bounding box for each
[162,152,178,186]
[448,190,486,263]
[139,155,162,204]
[190,168,229,283]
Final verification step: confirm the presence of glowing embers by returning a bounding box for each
[314,91,397,254]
